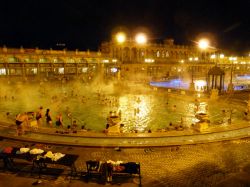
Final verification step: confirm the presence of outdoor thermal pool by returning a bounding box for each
[0,81,247,133]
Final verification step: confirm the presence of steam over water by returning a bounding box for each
[0,79,246,132]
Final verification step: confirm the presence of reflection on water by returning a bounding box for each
[118,95,151,132]
[0,82,246,132]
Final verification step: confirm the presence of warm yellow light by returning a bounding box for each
[210,54,216,59]
[116,32,126,43]
[194,80,206,87]
[219,54,224,59]
[144,58,154,63]
[103,59,109,63]
[135,33,147,44]
[229,57,237,61]
[198,39,209,49]
[194,80,206,92]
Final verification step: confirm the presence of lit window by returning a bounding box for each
[0,68,6,75]
[162,51,165,58]
[8,57,16,63]
[210,54,216,59]
[68,59,74,63]
[58,68,64,74]
[31,68,37,74]
[111,67,118,73]
[144,58,155,63]
[39,58,45,63]
[156,51,160,58]
[82,67,88,73]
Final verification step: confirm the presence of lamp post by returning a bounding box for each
[135,33,147,62]
[198,38,209,62]
[115,32,126,62]
[135,33,147,44]
[116,32,126,44]
[189,39,210,91]
[228,57,236,93]
[196,38,210,93]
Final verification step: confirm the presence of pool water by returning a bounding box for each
[0,82,246,132]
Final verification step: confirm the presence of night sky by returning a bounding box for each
[0,0,249,54]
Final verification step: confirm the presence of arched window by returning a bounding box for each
[162,51,165,58]
[53,58,58,63]
[156,51,160,58]
[8,56,19,63]
[24,58,30,63]
[139,49,145,58]
[131,48,137,60]
[124,47,130,60]
[165,51,169,57]
[67,58,75,63]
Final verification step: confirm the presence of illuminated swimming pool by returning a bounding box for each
[0,82,246,132]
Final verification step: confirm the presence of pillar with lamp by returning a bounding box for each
[227,56,237,93]
[115,32,126,62]
[198,38,210,62]
[189,38,210,92]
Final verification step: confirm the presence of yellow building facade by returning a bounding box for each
[0,38,250,88]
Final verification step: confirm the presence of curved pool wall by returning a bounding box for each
[0,122,250,147]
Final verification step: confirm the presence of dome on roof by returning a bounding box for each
[208,66,225,75]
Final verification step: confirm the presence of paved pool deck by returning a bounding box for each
[0,138,250,186]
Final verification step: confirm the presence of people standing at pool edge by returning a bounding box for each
[15,112,28,136]
[56,113,63,128]
[36,106,43,126]
[45,109,53,127]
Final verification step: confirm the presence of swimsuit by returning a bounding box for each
[56,120,62,126]
[16,120,22,126]
[36,114,42,120]
[45,113,52,123]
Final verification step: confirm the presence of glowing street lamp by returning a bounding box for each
[198,38,209,50]
[116,32,126,44]
[135,33,147,44]
[198,38,210,62]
